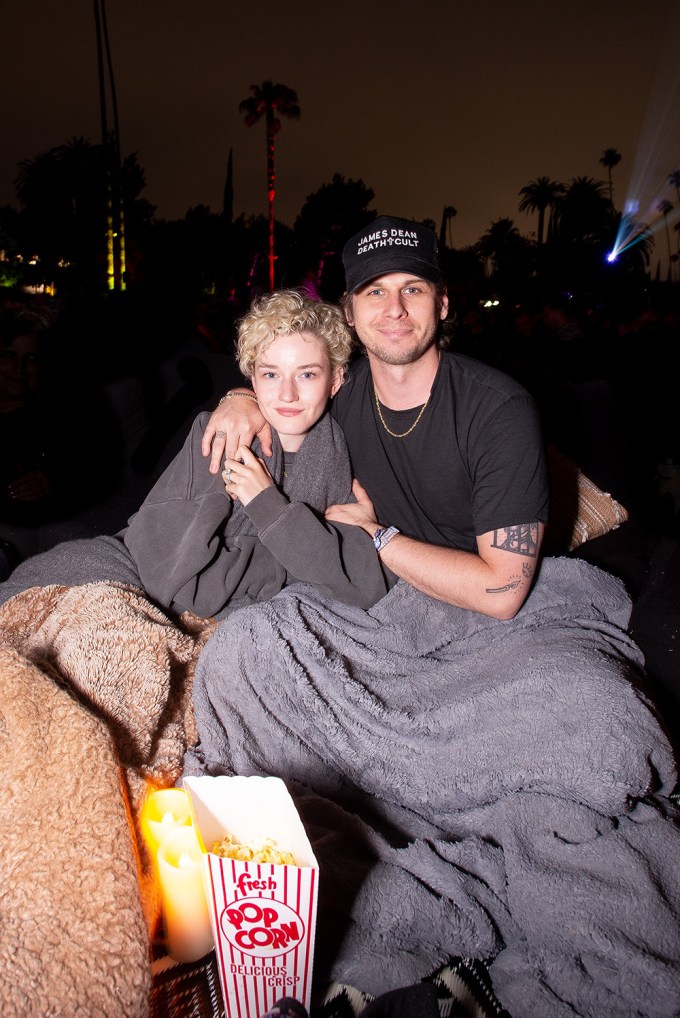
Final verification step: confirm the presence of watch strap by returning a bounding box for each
[373,525,400,552]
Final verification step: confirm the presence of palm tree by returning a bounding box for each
[478,217,521,260]
[668,169,680,203]
[476,218,533,295]
[518,177,564,247]
[239,81,300,291]
[439,205,457,250]
[556,176,612,242]
[599,148,622,205]
[669,171,680,273]
[657,197,674,276]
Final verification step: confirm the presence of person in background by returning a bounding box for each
[0,307,64,571]
[0,309,53,512]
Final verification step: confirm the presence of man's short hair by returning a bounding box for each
[236,289,353,379]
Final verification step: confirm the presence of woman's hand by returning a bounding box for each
[223,446,275,506]
[201,392,271,474]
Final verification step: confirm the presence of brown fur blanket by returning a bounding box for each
[0,581,215,1018]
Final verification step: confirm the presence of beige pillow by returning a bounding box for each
[545,443,629,553]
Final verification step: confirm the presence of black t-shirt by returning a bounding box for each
[331,352,549,552]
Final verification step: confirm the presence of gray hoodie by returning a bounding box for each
[123,411,393,618]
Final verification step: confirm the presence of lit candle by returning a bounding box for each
[140,788,192,858]
[157,825,213,963]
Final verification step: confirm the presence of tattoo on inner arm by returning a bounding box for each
[486,525,539,595]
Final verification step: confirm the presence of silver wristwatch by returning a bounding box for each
[372,525,400,552]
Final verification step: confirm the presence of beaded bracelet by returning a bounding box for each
[218,391,258,405]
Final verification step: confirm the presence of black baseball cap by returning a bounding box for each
[342,215,442,294]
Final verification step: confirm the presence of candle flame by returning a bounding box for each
[161,811,176,824]
[177,851,195,869]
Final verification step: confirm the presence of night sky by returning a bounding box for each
[3,0,680,260]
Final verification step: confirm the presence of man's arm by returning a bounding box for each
[326,481,543,620]
[200,390,272,473]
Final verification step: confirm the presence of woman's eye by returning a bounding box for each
[300,371,317,380]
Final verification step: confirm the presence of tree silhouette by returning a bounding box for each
[556,176,612,241]
[239,81,300,292]
[656,197,674,276]
[668,169,680,203]
[14,137,151,295]
[477,218,532,295]
[599,148,622,205]
[439,205,458,251]
[518,177,564,247]
[669,170,680,273]
[292,174,375,299]
[545,176,617,289]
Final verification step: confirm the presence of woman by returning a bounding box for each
[123,290,392,618]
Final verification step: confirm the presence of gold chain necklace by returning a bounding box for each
[373,384,430,439]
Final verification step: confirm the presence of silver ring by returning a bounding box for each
[224,468,232,482]
[216,430,226,438]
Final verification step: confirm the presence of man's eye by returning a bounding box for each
[300,371,317,380]
[261,371,277,379]
[403,287,420,295]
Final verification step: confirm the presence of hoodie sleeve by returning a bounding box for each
[122,414,287,617]
[244,485,395,609]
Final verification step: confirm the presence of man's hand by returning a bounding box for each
[325,479,379,536]
[200,391,272,474]
[223,446,275,506]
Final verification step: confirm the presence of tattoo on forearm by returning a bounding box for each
[492,523,539,557]
[487,579,521,593]
[486,541,538,595]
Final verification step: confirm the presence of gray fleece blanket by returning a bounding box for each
[185,556,680,1018]
[0,534,142,606]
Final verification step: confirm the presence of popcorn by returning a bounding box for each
[211,833,297,866]
[184,775,318,1015]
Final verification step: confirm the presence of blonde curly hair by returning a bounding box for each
[236,290,353,380]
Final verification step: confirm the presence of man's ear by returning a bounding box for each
[440,292,450,320]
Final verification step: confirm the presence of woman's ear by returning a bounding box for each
[329,366,344,398]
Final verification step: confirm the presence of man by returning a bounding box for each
[203,216,548,619]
